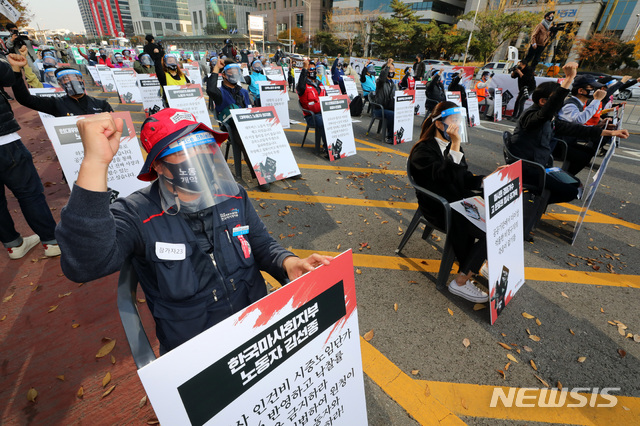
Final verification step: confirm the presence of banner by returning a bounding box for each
[0,0,21,23]
[184,64,203,88]
[320,95,357,161]
[258,80,290,129]
[138,250,367,426]
[86,66,101,85]
[42,111,147,198]
[341,76,358,101]
[393,90,416,145]
[414,81,427,115]
[112,68,141,103]
[96,65,117,93]
[137,74,163,116]
[324,85,341,96]
[489,74,557,115]
[165,84,213,127]
[230,106,301,184]
[483,161,525,325]
[446,91,462,107]
[494,88,503,122]
[466,91,481,127]
[264,66,285,81]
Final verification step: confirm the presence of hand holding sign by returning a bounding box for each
[283,254,334,280]
[76,113,124,192]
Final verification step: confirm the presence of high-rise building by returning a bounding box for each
[252,0,332,43]
[189,0,256,36]
[128,0,193,36]
[334,0,465,25]
[77,0,134,37]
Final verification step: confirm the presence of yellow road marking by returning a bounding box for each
[289,249,640,289]
[556,203,640,231]
[360,338,464,425]
[415,379,640,425]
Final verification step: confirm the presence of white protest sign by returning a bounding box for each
[29,88,65,124]
[258,80,290,129]
[324,85,341,96]
[112,68,142,103]
[96,65,117,92]
[42,111,147,198]
[294,68,301,86]
[393,90,415,145]
[414,81,427,115]
[341,76,358,101]
[0,0,21,23]
[138,250,367,426]
[446,91,462,107]
[466,90,481,127]
[137,74,163,116]
[484,161,525,325]
[264,66,285,81]
[86,65,101,85]
[184,64,203,87]
[490,74,557,116]
[165,84,212,127]
[320,95,357,161]
[494,88,503,121]
[230,106,300,184]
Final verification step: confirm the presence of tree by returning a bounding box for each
[277,27,306,53]
[461,9,540,64]
[578,32,638,70]
[324,7,378,57]
[422,21,469,59]
[314,31,342,56]
[0,0,33,28]
[372,0,426,59]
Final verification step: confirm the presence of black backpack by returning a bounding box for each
[350,95,363,117]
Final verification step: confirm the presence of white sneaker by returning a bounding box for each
[43,243,61,257]
[480,261,489,279]
[448,279,489,303]
[7,235,41,260]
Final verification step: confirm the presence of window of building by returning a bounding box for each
[322,0,325,6]
[199,10,203,26]
[154,21,163,36]
[295,0,298,6]
[273,1,276,9]
[289,0,291,6]
[296,13,303,28]
[192,11,198,24]
[283,0,286,7]
[259,3,262,10]
[268,2,271,8]
[166,22,173,29]
[142,21,152,31]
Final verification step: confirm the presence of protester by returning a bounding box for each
[524,11,555,69]
[16,42,42,88]
[9,55,113,116]
[510,60,536,120]
[52,37,68,62]
[78,47,98,65]
[246,59,267,106]
[399,66,415,91]
[55,109,331,353]
[221,38,236,58]
[296,59,327,153]
[426,69,446,115]
[508,62,628,203]
[143,34,165,64]
[447,72,467,109]
[475,71,494,120]
[0,53,60,260]
[96,48,114,67]
[344,62,359,79]
[273,46,284,64]
[410,101,501,303]
[134,53,156,74]
[331,54,345,85]
[4,23,38,75]
[112,53,127,69]
[360,62,376,98]
[413,53,426,81]
[156,54,190,89]
[374,58,397,144]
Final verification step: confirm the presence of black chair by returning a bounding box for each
[366,92,387,140]
[299,101,324,154]
[117,257,156,369]
[503,131,554,241]
[396,159,456,290]
[218,120,243,179]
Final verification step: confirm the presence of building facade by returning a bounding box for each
[188,0,256,36]
[127,0,193,36]
[77,0,134,37]
[253,0,332,43]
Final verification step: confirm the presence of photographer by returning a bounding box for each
[510,60,536,120]
[143,34,164,65]
[4,23,38,76]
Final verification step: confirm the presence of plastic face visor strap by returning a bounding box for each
[159,134,218,159]
[55,69,83,79]
[432,107,464,121]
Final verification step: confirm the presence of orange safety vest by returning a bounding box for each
[585,103,603,126]
[475,80,487,102]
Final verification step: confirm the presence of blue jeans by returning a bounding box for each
[0,139,57,247]
[304,113,326,149]
[373,109,395,138]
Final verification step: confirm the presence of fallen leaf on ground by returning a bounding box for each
[447,308,453,316]
[535,318,542,326]
[147,418,160,425]
[48,305,58,313]
[96,339,116,358]
[102,385,116,399]
[56,375,65,381]
[72,323,80,328]
[139,395,148,408]
[461,399,468,410]
[618,349,627,358]
[424,384,431,397]
[102,372,111,387]
[529,335,541,342]
[77,386,84,398]
[507,354,518,363]
[27,387,38,402]
[634,334,640,343]
[355,269,362,275]
[530,360,537,371]
[363,330,374,341]
[411,369,419,375]
[1,315,6,321]
[569,329,575,335]
[393,303,398,312]
[558,381,563,390]
[522,312,535,319]
[473,303,486,311]
[497,370,505,379]
[462,338,470,348]
[577,356,587,363]
[618,326,626,336]
[561,291,569,298]
[534,374,550,388]
[600,307,605,313]
[523,346,533,352]
[498,342,512,350]
[336,244,341,250]
[111,355,116,364]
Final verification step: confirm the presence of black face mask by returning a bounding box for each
[388,72,395,79]
[441,122,452,142]
[582,89,594,99]
[166,63,178,71]
[161,154,216,193]
[308,69,316,79]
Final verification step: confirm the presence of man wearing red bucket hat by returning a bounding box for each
[55,109,332,353]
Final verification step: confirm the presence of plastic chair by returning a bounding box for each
[396,159,456,290]
[117,257,157,369]
[299,101,324,154]
[366,92,387,140]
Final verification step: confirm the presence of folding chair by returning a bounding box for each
[299,101,324,155]
[366,92,387,140]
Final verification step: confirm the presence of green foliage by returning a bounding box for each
[578,32,638,70]
[372,0,425,59]
[277,27,306,52]
[422,22,469,59]
[462,9,541,64]
[0,0,32,28]
[314,31,343,56]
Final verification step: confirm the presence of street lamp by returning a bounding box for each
[462,0,481,66]
[302,0,311,57]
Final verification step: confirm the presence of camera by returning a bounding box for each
[508,66,518,73]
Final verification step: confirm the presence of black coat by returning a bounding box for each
[0,55,20,136]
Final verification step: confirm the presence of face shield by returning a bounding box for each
[156,131,239,213]
[43,50,56,59]
[433,107,468,144]
[115,54,124,63]
[43,56,58,69]
[223,64,243,85]
[98,48,107,56]
[251,60,263,73]
[56,69,85,96]
[140,54,153,66]
[366,65,376,76]
[44,70,58,87]
[164,54,179,70]
[122,50,131,58]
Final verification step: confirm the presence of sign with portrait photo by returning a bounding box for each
[393,90,416,145]
[320,95,357,161]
